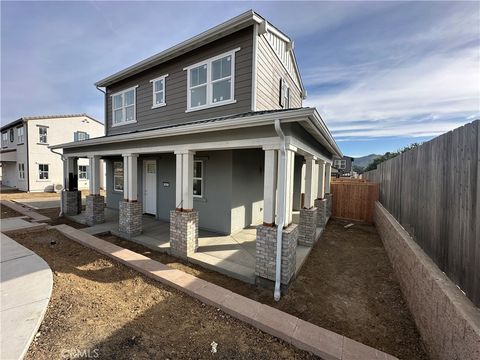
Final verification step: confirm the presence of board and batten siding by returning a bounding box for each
[105,27,254,136]
[255,34,303,111]
[364,120,480,307]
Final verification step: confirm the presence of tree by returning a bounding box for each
[364,143,421,171]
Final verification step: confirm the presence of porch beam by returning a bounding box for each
[317,159,326,199]
[304,155,316,208]
[325,162,332,194]
[263,149,278,225]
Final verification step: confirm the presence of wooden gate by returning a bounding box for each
[330,180,379,223]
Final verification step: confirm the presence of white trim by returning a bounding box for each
[111,85,138,127]
[150,74,168,109]
[251,24,258,112]
[184,48,240,112]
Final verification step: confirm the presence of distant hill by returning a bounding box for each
[352,154,381,169]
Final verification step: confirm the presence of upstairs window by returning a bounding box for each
[185,48,239,112]
[17,127,24,144]
[112,86,137,126]
[279,78,290,109]
[74,131,89,141]
[2,132,7,147]
[38,126,48,144]
[151,75,168,108]
[9,128,14,142]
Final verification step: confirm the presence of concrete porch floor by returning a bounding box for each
[68,208,313,284]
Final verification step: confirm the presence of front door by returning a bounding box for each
[143,160,157,215]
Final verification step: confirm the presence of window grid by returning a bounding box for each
[18,163,25,180]
[38,164,49,180]
[38,127,48,143]
[112,86,137,126]
[2,132,7,147]
[113,161,124,191]
[193,160,203,198]
[79,165,89,179]
[17,127,24,144]
[151,75,168,108]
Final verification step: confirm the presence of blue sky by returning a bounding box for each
[1,1,479,156]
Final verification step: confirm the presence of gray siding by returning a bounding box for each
[106,27,254,136]
[255,34,303,111]
[105,158,126,209]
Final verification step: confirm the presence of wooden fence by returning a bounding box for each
[331,180,379,223]
[363,120,479,307]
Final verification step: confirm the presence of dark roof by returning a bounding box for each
[0,114,102,131]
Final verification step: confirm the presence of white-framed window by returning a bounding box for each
[79,165,89,179]
[334,160,346,169]
[17,126,24,144]
[113,161,124,191]
[18,163,25,180]
[38,126,48,144]
[193,160,203,198]
[150,74,168,108]
[112,86,137,126]
[1,132,7,147]
[185,48,240,112]
[75,131,89,141]
[279,78,290,109]
[38,164,49,180]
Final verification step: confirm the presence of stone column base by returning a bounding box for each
[255,223,298,285]
[170,210,198,259]
[61,190,82,216]
[325,193,333,219]
[298,207,317,246]
[119,200,142,237]
[85,195,105,226]
[315,198,327,228]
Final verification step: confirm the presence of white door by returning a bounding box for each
[143,160,157,214]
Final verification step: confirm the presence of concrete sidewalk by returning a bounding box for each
[0,234,53,360]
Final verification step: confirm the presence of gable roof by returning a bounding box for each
[0,114,102,132]
[95,10,305,94]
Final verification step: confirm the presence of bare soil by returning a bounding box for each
[36,207,88,229]
[10,229,314,360]
[0,202,23,218]
[98,219,428,360]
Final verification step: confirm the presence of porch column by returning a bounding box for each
[85,155,104,226]
[119,154,142,237]
[263,149,277,226]
[170,150,198,259]
[325,162,332,194]
[61,156,81,216]
[298,154,318,246]
[283,148,295,226]
[315,159,328,228]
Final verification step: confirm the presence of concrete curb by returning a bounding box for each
[1,200,51,223]
[1,233,53,360]
[53,223,397,360]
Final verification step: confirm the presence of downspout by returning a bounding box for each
[274,119,286,301]
[50,147,66,216]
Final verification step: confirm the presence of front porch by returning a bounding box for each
[69,208,312,284]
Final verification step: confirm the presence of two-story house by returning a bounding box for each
[52,11,342,294]
[333,156,354,177]
[0,114,104,192]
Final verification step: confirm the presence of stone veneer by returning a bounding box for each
[298,207,317,246]
[61,190,82,216]
[85,195,105,226]
[375,202,480,360]
[119,200,142,237]
[314,198,328,228]
[170,210,198,260]
[255,223,298,285]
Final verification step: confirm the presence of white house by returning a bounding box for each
[0,114,104,192]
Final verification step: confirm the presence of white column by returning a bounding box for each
[317,159,326,199]
[122,154,138,201]
[325,162,332,194]
[88,155,101,195]
[284,149,295,225]
[263,149,278,225]
[304,155,316,208]
[175,150,194,210]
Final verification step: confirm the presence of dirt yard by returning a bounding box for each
[99,219,428,360]
[0,202,23,218]
[36,207,88,229]
[10,229,314,360]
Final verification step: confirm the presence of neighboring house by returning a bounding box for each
[52,11,342,289]
[0,114,104,192]
[333,156,354,177]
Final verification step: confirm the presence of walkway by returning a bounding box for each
[69,209,312,284]
[0,233,53,360]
